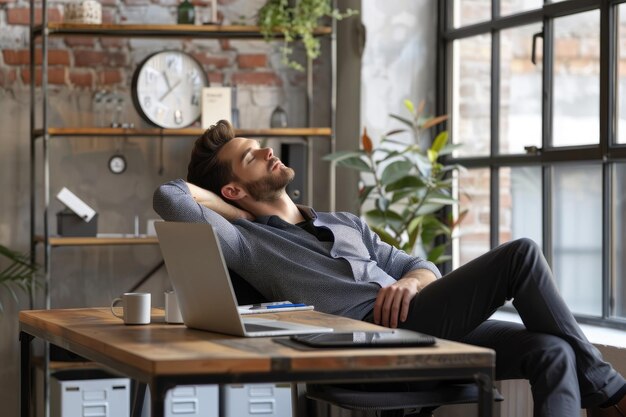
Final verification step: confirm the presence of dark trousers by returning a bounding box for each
[399,238,625,417]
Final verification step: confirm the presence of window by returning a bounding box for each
[440,0,626,327]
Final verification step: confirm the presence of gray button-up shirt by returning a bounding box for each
[153,179,441,320]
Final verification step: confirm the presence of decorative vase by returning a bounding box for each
[177,0,195,24]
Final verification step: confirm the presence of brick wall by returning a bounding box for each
[0,0,297,92]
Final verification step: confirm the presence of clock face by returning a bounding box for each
[132,51,208,129]
[108,155,127,174]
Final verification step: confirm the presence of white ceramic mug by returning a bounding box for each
[165,290,183,324]
[110,292,151,325]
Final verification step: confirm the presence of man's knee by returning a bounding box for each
[527,335,576,370]
[510,237,540,254]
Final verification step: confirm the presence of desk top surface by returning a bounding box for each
[20,308,494,382]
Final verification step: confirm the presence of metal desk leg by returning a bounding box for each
[20,332,34,417]
[476,372,494,417]
[131,382,147,417]
[151,379,175,417]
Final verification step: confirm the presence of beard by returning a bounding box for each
[242,165,295,202]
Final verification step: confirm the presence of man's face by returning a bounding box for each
[219,137,295,202]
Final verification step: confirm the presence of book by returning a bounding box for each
[238,301,314,315]
[201,86,232,129]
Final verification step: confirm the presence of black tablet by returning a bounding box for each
[290,329,436,348]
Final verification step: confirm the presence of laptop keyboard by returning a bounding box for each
[244,323,285,332]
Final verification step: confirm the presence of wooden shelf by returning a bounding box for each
[34,127,332,138]
[33,23,332,39]
[35,235,159,247]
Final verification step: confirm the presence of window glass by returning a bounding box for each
[552,164,602,316]
[454,168,491,267]
[613,163,626,318]
[500,23,543,154]
[452,34,492,157]
[617,4,626,144]
[553,10,600,147]
[499,166,542,246]
[500,0,543,16]
[453,0,491,28]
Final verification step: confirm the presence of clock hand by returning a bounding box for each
[159,78,182,102]
[162,71,172,89]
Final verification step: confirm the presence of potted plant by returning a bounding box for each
[257,0,357,70]
[0,244,38,314]
[325,99,465,264]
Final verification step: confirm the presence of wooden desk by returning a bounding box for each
[20,308,496,417]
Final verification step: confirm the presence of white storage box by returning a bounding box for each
[51,370,130,417]
[142,385,219,417]
[221,383,292,417]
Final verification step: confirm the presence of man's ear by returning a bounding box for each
[221,182,247,201]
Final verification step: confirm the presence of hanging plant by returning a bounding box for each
[258,0,357,71]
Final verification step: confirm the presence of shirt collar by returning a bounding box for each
[253,204,317,226]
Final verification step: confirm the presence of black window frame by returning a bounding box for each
[437,0,626,329]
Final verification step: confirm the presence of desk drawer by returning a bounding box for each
[221,383,292,417]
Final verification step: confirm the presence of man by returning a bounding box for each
[154,120,626,417]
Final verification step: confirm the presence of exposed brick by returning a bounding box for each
[123,0,151,5]
[231,72,282,86]
[21,67,66,85]
[219,39,232,50]
[100,38,127,49]
[237,54,267,69]
[207,72,223,84]
[0,69,17,87]
[98,69,123,85]
[101,8,115,23]
[2,49,70,66]
[65,36,96,47]
[192,53,229,69]
[69,71,93,87]
[74,50,105,66]
[0,0,17,4]
[7,7,62,25]
[74,50,126,67]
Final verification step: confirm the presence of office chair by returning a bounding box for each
[229,270,504,417]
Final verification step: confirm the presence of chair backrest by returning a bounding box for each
[228,269,268,305]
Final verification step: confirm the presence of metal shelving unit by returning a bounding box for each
[29,9,337,417]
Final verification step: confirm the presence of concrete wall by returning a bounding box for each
[0,1,337,416]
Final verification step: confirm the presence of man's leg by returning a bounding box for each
[399,238,625,407]
[462,320,581,417]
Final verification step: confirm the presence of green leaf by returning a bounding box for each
[425,196,458,206]
[438,143,463,156]
[364,209,404,231]
[389,114,414,128]
[384,129,407,137]
[386,176,426,192]
[421,216,451,245]
[427,243,448,263]
[371,225,400,248]
[376,196,390,212]
[431,131,448,153]
[415,203,445,216]
[380,160,413,185]
[404,99,415,115]
[323,150,366,162]
[427,149,438,163]
[359,185,375,205]
[336,156,372,172]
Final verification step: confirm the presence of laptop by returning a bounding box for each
[155,222,334,337]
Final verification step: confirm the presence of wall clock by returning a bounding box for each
[108,154,127,174]
[131,51,208,129]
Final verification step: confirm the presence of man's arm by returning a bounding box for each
[185,182,253,221]
[373,268,437,328]
[352,215,440,328]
